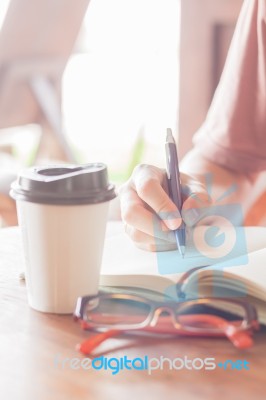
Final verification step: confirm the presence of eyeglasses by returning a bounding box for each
[74,291,259,354]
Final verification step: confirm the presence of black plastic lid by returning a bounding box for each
[10,163,116,205]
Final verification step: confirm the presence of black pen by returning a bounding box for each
[165,128,186,257]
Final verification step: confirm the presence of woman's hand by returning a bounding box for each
[119,164,210,251]
[119,148,257,251]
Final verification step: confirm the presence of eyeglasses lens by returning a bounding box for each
[84,297,152,326]
[175,300,246,331]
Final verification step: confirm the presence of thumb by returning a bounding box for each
[181,178,212,227]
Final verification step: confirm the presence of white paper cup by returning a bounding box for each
[11,163,116,314]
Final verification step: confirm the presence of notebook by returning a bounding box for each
[100,223,266,323]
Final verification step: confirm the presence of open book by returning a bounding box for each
[100,222,266,323]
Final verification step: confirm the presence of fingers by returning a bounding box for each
[120,186,174,241]
[131,165,182,230]
[119,164,215,252]
[136,241,177,252]
[124,223,176,252]
[119,164,181,251]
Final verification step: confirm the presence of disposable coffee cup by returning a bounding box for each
[10,163,116,314]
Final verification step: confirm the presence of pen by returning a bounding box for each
[165,128,186,257]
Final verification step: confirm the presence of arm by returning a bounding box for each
[180,148,260,222]
[119,152,259,252]
[120,0,266,250]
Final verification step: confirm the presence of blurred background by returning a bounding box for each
[1,0,254,226]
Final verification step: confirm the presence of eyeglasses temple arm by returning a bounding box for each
[76,314,253,354]
[180,314,253,349]
[76,329,122,355]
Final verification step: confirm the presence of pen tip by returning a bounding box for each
[179,246,185,258]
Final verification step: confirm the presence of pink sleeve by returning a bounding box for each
[193,0,266,173]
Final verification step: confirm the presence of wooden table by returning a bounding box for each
[1,224,266,400]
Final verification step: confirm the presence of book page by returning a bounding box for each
[100,222,266,293]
